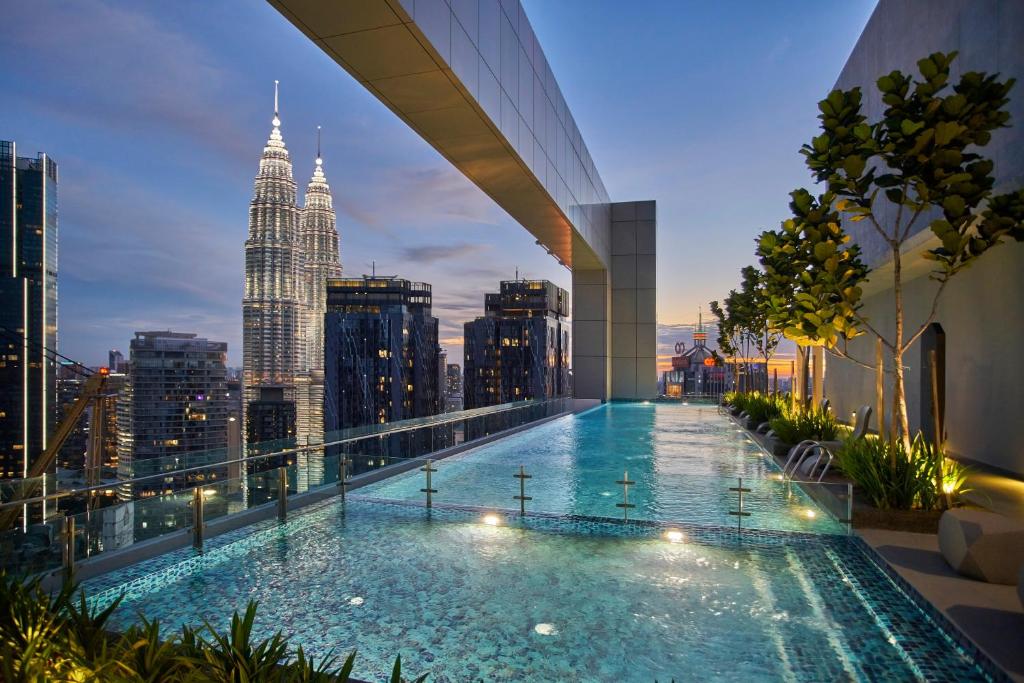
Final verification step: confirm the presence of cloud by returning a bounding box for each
[2,0,252,163]
[399,243,490,264]
[336,166,503,232]
[57,158,241,309]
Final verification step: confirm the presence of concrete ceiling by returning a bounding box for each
[269,0,604,270]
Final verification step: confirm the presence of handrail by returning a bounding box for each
[0,398,571,512]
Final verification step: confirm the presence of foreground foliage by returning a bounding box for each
[0,572,427,682]
[769,408,840,445]
[835,433,969,510]
[724,391,788,425]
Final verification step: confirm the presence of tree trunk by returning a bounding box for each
[891,245,912,452]
[892,350,912,453]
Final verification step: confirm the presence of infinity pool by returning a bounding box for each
[86,498,988,682]
[363,403,845,533]
[82,403,993,681]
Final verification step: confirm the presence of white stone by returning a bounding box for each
[938,509,1024,585]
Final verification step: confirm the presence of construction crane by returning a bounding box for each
[0,326,112,531]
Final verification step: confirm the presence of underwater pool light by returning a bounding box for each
[664,529,685,543]
[482,514,501,526]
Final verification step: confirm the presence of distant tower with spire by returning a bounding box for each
[298,125,342,372]
[294,126,342,459]
[242,81,301,428]
[693,306,708,347]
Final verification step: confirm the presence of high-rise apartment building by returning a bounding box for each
[108,349,126,373]
[437,348,448,411]
[0,140,58,481]
[464,280,570,408]
[445,363,463,412]
[323,276,440,430]
[116,331,229,497]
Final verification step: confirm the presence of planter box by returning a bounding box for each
[767,438,792,458]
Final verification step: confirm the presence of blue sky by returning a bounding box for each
[1,0,875,368]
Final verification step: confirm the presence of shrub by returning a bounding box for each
[834,432,968,511]
[769,408,839,445]
[0,572,425,682]
[742,393,788,425]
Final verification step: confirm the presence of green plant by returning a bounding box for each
[834,432,964,510]
[769,408,839,444]
[391,653,429,683]
[741,392,788,425]
[0,572,428,682]
[757,51,1023,450]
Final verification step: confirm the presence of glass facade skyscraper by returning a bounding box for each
[323,276,440,430]
[0,140,58,481]
[463,280,570,408]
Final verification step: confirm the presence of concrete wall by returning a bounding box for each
[825,0,1024,476]
[572,200,657,401]
[609,200,657,399]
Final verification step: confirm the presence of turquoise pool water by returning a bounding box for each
[86,498,989,682]
[362,403,845,533]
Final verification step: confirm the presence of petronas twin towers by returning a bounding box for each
[242,82,341,446]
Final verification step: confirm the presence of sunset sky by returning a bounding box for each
[1,0,875,372]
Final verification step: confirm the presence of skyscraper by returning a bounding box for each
[298,127,342,374]
[463,280,570,408]
[324,276,440,430]
[294,127,341,451]
[116,331,229,497]
[445,363,464,412]
[243,87,341,450]
[243,82,300,433]
[0,140,58,481]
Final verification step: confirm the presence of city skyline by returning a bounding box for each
[1,1,874,372]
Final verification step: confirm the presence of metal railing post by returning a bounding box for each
[419,459,437,508]
[62,514,75,583]
[728,477,751,531]
[277,466,287,522]
[513,465,532,515]
[616,470,636,521]
[338,455,349,498]
[192,487,205,550]
[845,482,853,534]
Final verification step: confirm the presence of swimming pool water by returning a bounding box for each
[363,403,845,533]
[86,498,989,682]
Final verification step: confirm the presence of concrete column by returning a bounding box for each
[572,200,656,401]
[572,268,610,400]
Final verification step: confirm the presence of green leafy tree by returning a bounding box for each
[760,52,1022,449]
[739,265,782,391]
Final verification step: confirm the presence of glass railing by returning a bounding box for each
[0,398,573,578]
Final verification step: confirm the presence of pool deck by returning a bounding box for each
[736,414,1024,681]
[857,528,1024,682]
